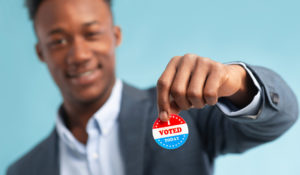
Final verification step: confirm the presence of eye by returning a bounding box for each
[52,39,67,45]
[85,31,103,40]
[48,38,67,48]
[86,32,99,37]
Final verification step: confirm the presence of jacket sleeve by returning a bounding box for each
[195,65,299,159]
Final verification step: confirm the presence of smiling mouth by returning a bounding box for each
[74,69,95,78]
[67,64,102,78]
[66,65,103,86]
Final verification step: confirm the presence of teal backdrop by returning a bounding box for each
[1,0,300,174]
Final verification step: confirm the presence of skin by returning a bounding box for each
[157,55,257,121]
[35,0,121,143]
[34,0,257,143]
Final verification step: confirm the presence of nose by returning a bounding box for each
[67,37,92,67]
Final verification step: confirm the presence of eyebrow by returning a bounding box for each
[47,28,65,36]
[46,21,100,36]
[83,21,100,27]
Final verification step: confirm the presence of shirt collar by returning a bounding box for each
[92,79,123,136]
[56,79,123,151]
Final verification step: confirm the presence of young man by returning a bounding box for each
[7,0,298,174]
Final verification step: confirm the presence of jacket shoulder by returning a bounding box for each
[6,130,58,175]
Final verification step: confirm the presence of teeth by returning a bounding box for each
[78,70,94,77]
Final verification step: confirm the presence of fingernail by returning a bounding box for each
[159,111,169,122]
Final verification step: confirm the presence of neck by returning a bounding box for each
[61,82,115,144]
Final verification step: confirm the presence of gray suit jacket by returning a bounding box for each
[7,65,298,175]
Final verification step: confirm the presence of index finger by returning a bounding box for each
[157,56,181,121]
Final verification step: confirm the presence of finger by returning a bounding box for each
[157,56,181,121]
[170,54,196,110]
[203,64,225,105]
[187,58,209,108]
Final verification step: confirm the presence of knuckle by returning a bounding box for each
[157,78,169,89]
[198,57,211,65]
[187,89,202,100]
[223,73,230,82]
[171,56,181,62]
[171,87,185,98]
[184,53,197,58]
[183,53,198,62]
[213,62,224,72]
[202,57,211,62]
[204,89,217,100]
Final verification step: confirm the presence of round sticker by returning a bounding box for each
[152,114,189,149]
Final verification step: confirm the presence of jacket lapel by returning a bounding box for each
[39,83,150,175]
[118,83,151,175]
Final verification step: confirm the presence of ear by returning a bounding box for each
[113,26,122,47]
[35,43,45,62]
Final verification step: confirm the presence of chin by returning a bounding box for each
[71,82,113,105]
[61,74,116,106]
[75,89,105,104]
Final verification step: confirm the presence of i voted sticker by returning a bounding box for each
[152,114,189,149]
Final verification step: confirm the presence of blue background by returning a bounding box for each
[1,0,300,174]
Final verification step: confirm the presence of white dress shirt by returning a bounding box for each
[56,79,124,175]
[56,64,262,175]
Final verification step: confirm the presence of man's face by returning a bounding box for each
[35,0,121,105]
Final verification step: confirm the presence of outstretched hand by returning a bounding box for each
[157,54,256,122]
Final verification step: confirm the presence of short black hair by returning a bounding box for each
[25,0,112,20]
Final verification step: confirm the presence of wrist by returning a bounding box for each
[227,65,257,108]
